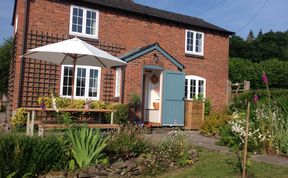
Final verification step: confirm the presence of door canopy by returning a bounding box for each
[120,43,184,71]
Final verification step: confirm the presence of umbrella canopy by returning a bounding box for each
[23,37,126,99]
[23,37,126,68]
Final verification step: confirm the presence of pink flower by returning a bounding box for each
[262,72,269,85]
[253,94,259,103]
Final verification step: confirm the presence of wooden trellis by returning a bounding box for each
[7,34,18,111]
[19,30,125,108]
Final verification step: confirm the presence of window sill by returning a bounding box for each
[59,95,100,101]
[69,32,99,41]
[185,53,205,59]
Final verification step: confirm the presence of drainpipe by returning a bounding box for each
[121,65,126,104]
[18,0,29,108]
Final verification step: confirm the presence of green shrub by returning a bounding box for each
[106,125,148,160]
[90,101,108,109]
[201,113,232,136]
[11,108,27,127]
[141,130,192,175]
[204,99,212,116]
[67,127,109,169]
[0,134,68,177]
[230,90,288,112]
[107,103,129,125]
[37,97,86,109]
[218,123,242,150]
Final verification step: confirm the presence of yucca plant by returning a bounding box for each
[67,127,109,168]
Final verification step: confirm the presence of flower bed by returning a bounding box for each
[217,72,288,155]
[3,125,198,177]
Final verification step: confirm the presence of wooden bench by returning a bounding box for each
[23,108,120,136]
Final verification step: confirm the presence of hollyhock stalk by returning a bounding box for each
[262,71,273,151]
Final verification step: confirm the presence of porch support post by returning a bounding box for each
[111,112,114,124]
[31,110,35,136]
[71,56,77,100]
[26,111,31,136]
[121,65,126,104]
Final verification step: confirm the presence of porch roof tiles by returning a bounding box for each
[120,43,184,70]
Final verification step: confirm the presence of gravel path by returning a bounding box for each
[0,112,6,123]
[146,131,288,167]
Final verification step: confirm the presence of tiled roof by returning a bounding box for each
[12,0,234,35]
[83,0,234,35]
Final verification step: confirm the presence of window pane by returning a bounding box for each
[86,10,97,35]
[76,68,86,97]
[190,79,196,99]
[186,31,194,52]
[62,66,73,96]
[185,79,188,99]
[198,80,204,95]
[87,11,91,18]
[196,33,203,53]
[72,7,83,33]
[89,69,99,97]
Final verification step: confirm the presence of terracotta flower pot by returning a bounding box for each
[153,102,159,110]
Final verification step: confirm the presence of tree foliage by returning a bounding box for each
[0,38,13,95]
[230,31,288,62]
[229,58,288,89]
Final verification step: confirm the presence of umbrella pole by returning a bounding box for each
[71,56,77,102]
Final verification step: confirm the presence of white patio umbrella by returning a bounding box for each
[23,37,126,99]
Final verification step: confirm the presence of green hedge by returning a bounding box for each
[229,58,288,89]
[230,89,288,111]
[0,134,68,177]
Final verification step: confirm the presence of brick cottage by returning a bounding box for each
[9,0,234,126]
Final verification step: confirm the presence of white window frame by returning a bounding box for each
[60,65,101,100]
[69,5,99,39]
[185,75,206,100]
[115,67,121,97]
[185,30,204,56]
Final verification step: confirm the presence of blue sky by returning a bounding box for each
[0,0,287,44]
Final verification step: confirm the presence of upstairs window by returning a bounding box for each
[185,30,204,56]
[70,6,99,39]
[185,75,206,100]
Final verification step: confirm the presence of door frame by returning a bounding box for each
[141,65,164,124]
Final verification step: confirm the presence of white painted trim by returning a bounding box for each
[115,67,121,97]
[60,65,101,100]
[185,75,206,100]
[60,65,73,98]
[69,5,99,39]
[185,30,204,56]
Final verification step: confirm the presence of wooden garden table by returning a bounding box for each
[23,108,118,136]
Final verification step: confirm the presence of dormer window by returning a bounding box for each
[185,30,204,56]
[69,5,99,39]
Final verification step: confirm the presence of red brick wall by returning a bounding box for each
[12,0,229,111]
[10,0,26,110]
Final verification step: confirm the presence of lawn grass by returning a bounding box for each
[156,147,288,178]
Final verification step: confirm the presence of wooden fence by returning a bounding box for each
[227,80,250,104]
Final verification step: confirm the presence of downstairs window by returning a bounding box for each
[185,75,206,100]
[60,65,101,100]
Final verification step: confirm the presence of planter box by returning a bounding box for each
[184,101,204,130]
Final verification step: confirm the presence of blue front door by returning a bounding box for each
[161,70,185,126]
